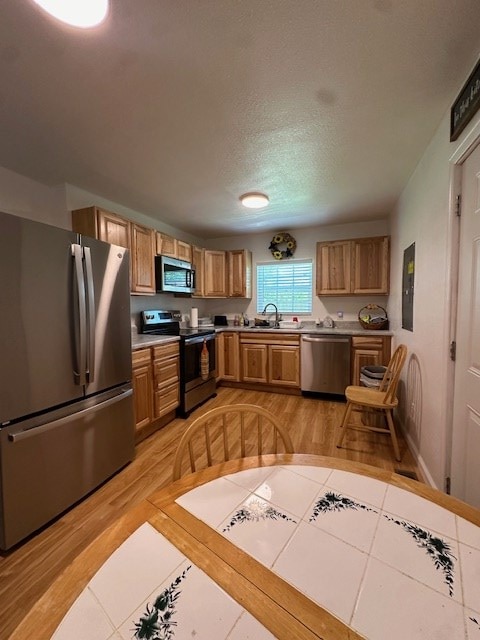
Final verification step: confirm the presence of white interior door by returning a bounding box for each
[451,142,480,505]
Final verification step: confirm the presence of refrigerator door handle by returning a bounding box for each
[7,389,133,443]
[72,243,87,385]
[83,246,96,384]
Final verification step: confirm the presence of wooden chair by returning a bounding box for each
[172,403,294,481]
[336,344,408,461]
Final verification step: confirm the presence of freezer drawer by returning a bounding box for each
[301,335,351,395]
[0,387,134,550]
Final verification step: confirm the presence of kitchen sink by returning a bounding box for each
[250,325,279,329]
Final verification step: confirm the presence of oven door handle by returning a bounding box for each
[184,333,216,346]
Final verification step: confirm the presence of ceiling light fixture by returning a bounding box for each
[240,192,269,209]
[32,0,109,28]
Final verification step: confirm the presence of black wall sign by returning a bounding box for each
[402,243,415,332]
[450,57,480,142]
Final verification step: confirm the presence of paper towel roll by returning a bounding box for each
[190,307,198,328]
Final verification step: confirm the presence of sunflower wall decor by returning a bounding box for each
[269,232,297,260]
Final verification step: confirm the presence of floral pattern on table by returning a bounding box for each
[309,491,456,598]
[383,514,455,596]
[222,497,297,532]
[309,491,377,519]
[132,565,191,640]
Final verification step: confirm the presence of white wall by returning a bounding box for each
[389,107,480,489]
[0,166,68,228]
[65,184,201,245]
[205,219,390,324]
[0,164,391,328]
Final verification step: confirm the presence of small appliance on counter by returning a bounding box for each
[214,315,228,326]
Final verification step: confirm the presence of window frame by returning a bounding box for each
[255,258,313,315]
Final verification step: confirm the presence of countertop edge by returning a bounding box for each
[131,327,392,349]
[131,335,181,350]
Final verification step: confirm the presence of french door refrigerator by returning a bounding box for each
[0,211,134,549]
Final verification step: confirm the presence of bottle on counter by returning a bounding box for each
[239,313,245,326]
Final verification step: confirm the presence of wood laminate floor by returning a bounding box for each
[0,387,420,640]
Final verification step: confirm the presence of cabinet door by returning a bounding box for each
[228,249,252,298]
[71,207,130,249]
[241,343,268,383]
[316,240,352,295]
[156,232,177,257]
[351,336,391,385]
[177,240,192,263]
[131,223,155,294]
[268,345,300,387]
[220,332,240,381]
[97,209,130,248]
[132,351,153,431]
[352,236,390,294]
[191,245,205,297]
[204,250,227,297]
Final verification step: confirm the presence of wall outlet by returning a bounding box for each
[337,311,344,318]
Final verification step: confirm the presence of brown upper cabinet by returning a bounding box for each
[72,206,131,248]
[203,250,228,297]
[130,223,156,295]
[72,206,155,295]
[193,248,251,298]
[316,236,390,296]
[228,249,252,298]
[191,245,205,297]
[156,232,192,263]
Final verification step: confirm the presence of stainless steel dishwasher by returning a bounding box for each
[301,335,351,395]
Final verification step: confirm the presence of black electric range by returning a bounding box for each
[140,310,216,417]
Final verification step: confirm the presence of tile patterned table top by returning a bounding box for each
[52,522,275,640]
[175,465,480,640]
[39,460,480,640]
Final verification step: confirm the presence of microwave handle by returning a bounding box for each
[189,268,196,290]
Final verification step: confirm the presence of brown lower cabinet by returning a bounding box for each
[239,332,301,388]
[217,332,241,381]
[351,335,391,386]
[132,349,154,432]
[152,343,180,419]
[132,342,179,442]
[216,331,392,393]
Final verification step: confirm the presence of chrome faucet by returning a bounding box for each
[262,303,279,328]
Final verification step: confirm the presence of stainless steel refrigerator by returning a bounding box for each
[0,211,135,550]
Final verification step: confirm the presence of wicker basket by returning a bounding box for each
[358,304,389,330]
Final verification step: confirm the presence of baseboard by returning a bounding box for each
[398,421,439,490]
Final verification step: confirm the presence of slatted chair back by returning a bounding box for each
[378,344,408,405]
[172,404,294,481]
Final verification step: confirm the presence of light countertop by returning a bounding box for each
[131,323,392,349]
[131,334,180,350]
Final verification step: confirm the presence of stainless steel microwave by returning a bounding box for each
[155,255,195,294]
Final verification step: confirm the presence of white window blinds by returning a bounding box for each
[256,260,313,314]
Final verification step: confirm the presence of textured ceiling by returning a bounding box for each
[0,1,479,238]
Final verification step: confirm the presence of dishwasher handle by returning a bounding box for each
[302,336,350,344]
